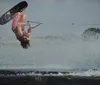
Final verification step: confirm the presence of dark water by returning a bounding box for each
[1,76,100,85]
[0,69,100,85]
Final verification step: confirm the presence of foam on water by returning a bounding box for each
[0,68,100,77]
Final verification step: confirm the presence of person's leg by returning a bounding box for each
[20,14,26,25]
[12,12,23,36]
[12,12,21,29]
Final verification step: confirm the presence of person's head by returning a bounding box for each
[20,39,30,49]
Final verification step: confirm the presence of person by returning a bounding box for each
[12,9,32,49]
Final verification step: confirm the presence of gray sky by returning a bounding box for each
[0,0,100,70]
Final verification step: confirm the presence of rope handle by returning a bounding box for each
[24,20,43,29]
[27,20,43,24]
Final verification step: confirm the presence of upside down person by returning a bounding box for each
[12,9,32,49]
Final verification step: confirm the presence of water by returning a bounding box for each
[0,69,100,85]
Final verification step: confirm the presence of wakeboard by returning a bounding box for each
[0,1,28,25]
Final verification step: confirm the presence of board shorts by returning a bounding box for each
[12,27,28,42]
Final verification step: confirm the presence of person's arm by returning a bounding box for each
[24,32,31,40]
[24,34,31,40]
[27,21,32,33]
